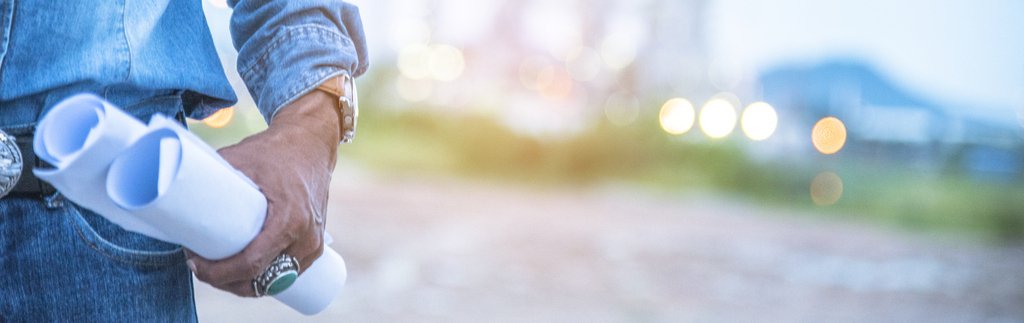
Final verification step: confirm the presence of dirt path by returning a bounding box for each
[195,167,1024,323]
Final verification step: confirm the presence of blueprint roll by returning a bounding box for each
[33,93,170,241]
[106,115,346,315]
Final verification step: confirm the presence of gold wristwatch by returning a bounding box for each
[314,72,359,144]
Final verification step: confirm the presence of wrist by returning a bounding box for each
[268,91,341,163]
[312,73,358,144]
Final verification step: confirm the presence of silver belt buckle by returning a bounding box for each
[0,130,23,199]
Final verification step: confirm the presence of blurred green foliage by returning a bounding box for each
[191,85,1023,243]
[341,100,1024,243]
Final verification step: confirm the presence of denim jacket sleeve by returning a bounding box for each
[228,0,369,123]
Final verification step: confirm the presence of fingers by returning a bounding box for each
[188,225,292,286]
[289,231,325,275]
[185,208,326,297]
[188,238,324,297]
[183,249,252,297]
[192,128,332,298]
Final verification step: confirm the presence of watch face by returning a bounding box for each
[340,73,359,144]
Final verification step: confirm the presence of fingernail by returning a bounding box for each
[186,259,197,272]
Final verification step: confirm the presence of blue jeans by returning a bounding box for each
[0,194,197,322]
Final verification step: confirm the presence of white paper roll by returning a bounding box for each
[106,121,266,259]
[33,93,170,242]
[35,94,347,315]
[274,248,348,315]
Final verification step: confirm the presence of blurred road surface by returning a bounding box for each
[195,163,1024,323]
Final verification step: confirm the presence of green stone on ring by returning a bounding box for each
[266,270,298,296]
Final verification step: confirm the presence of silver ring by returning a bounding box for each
[252,254,300,297]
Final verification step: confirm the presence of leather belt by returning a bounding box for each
[2,133,57,198]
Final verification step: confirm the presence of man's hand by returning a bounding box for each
[185,90,342,297]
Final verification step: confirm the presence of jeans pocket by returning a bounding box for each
[66,204,185,267]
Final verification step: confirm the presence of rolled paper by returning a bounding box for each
[34,94,170,242]
[106,118,266,259]
[273,246,347,315]
[35,94,347,315]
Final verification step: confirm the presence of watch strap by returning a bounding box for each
[315,73,357,144]
[316,76,346,98]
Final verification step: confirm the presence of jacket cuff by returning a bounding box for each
[237,24,364,123]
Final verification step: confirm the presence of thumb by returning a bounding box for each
[183,249,198,273]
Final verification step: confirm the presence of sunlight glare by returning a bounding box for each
[202,107,234,128]
[659,98,695,135]
[428,44,465,82]
[812,117,847,155]
[398,44,432,80]
[741,102,778,141]
[600,32,638,70]
[699,98,737,139]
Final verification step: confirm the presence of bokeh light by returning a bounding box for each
[202,107,234,128]
[659,98,695,135]
[564,47,603,82]
[714,92,743,110]
[520,0,583,59]
[811,117,847,155]
[395,76,434,102]
[518,56,550,91]
[599,31,638,70]
[699,98,737,139]
[192,2,1024,321]
[810,171,844,206]
[605,92,640,127]
[741,102,778,141]
[399,44,465,82]
[398,44,432,80]
[537,66,575,100]
[428,44,465,82]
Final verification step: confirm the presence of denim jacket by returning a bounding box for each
[0,0,368,127]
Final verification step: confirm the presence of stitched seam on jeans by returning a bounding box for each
[67,207,182,267]
[72,220,179,267]
[118,0,132,83]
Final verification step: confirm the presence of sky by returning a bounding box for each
[206,0,1024,127]
[706,0,1024,122]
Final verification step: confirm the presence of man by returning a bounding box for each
[0,0,368,321]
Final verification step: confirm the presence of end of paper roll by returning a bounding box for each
[272,248,347,315]
[108,129,182,210]
[31,93,168,242]
[34,93,107,168]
